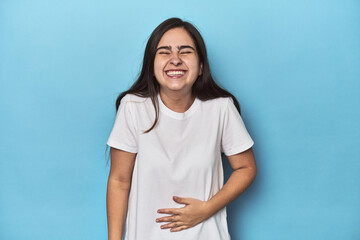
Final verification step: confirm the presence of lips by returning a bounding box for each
[165,70,186,78]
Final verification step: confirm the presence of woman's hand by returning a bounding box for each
[156,196,211,232]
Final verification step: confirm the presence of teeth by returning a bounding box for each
[166,71,185,76]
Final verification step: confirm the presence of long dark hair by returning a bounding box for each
[115,17,241,133]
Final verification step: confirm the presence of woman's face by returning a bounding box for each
[154,27,203,96]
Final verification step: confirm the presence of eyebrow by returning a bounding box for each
[156,45,196,52]
[178,45,195,51]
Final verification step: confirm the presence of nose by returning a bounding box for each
[170,53,182,66]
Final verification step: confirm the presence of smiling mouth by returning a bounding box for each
[165,70,186,78]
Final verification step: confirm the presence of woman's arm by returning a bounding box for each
[205,147,257,216]
[156,147,256,232]
[107,148,136,240]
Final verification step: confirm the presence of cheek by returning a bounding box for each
[153,61,162,75]
[154,58,167,71]
[186,60,201,75]
[153,60,166,83]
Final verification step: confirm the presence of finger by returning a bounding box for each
[160,221,183,229]
[170,225,188,232]
[156,215,179,223]
[173,196,191,205]
[157,208,180,215]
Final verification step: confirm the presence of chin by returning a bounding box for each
[162,84,187,92]
[164,83,185,90]
[167,87,185,92]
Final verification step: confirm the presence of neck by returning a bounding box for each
[159,90,195,113]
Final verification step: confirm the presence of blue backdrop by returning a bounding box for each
[1,0,359,239]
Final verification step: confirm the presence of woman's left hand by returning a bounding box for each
[156,196,211,232]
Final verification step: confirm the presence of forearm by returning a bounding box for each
[205,166,256,217]
[107,179,130,240]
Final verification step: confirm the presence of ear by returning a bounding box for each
[199,63,203,76]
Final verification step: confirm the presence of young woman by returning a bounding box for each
[106,18,257,240]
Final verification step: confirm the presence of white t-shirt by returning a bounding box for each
[107,93,254,240]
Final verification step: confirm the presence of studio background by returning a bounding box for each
[1,0,359,239]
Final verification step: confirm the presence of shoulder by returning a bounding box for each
[119,94,153,117]
[117,94,150,115]
[196,97,233,118]
[200,97,232,108]
[121,93,149,104]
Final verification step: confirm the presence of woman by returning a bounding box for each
[106,18,256,240]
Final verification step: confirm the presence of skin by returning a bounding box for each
[106,27,257,238]
[107,149,136,240]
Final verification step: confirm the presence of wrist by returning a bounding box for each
[203,200,216,219]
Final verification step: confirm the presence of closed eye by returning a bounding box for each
[159,51,170,55]
[180,51,192,54]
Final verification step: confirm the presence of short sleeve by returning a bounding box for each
[221,98,254,156]
[107,98,138,153]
